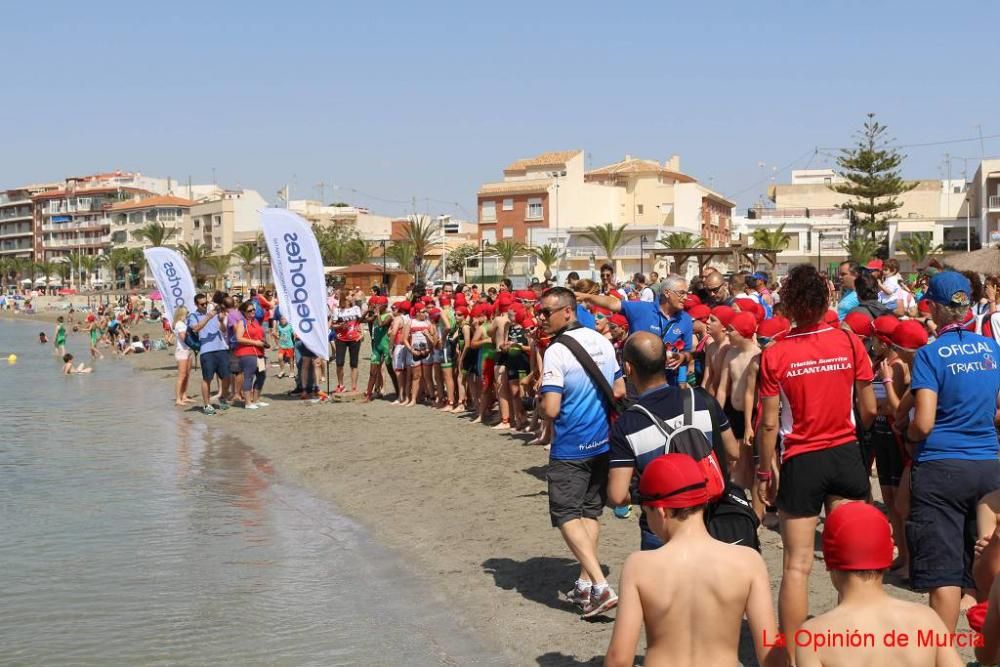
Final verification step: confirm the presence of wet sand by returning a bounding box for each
[2,306,976,665]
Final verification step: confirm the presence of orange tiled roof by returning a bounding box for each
[478,178,552,197]
[109,195,194,212]
[585,157,696,183]
[503,150,581,174]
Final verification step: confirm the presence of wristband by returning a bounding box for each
[756,469,772,482]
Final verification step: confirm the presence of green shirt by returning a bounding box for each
[277,322,294,348]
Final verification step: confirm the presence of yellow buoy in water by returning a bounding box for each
[7,354,16,364]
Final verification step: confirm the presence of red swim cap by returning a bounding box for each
[687,304,711,322]
[757,315,790,340]
[729,312,757,339]
[637,454,711,509]
[710,305,736,328]
[843,311,873,338]
[822,501,894,571]
[823,309,840,325]
[871,315,899,344]
[891,319,928,351]
[683,294,702,310]
[609,314,628,328]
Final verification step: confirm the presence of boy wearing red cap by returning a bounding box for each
[795,502,962,667]
[716,311,763,519]
[605,453,782,667]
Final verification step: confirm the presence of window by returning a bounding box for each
[194,219,200,229]
[481,200,496,222]
[824,177,832,186]
[159,208,177,222]
[526,198,543,220]
[806,231,812,252]
[502,198,513,211]
[502,227,514,238]
[954,185,963,194]
[482,229,496,243]
[636,204,644,215]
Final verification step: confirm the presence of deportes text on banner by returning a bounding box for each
[260,208,330,360]
[143,246,198,323]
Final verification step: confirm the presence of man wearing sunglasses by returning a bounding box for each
[577,274,694,387]
[703,271,733,307]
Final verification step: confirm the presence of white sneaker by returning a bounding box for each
[256,401,270,407]
[245,403,259,410]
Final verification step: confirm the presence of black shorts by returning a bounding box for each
[724,401,746,439]
[200,350,232,382]
[505,352,530,381]
[868,418,904,487]
[547,454,609,528]
[461,349,478,375]
[777,441,870,517]
[908,458,1000,591]
[495,351,508,368]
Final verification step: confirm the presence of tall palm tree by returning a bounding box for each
[132,221,174,247]
[79,255,99,290]
[0,258,10,288]
[63,251,87,288]
[398,214,440,282]
[896,233,941,267]
[842,237,880,265]
[530,244,564,281]
[386,241,415,276]
[751,224,793,268]
[34,260,58,288]
[580,223,632,263]
[345,238,376,266]
[203,254,233,291]
[8,256,30,288]
[489,240,527,276]
[230,243,259,287]
[102,248,130,289]
[124,248,145,288]
[177,241,210,285]
[658,232,705,250]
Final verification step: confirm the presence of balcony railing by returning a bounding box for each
[42,237,110,248]
[41,221,109,232]
[989,195,1000,210]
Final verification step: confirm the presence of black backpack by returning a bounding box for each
[184,314,202,353]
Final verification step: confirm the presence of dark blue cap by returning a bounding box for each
[922,271,971,306]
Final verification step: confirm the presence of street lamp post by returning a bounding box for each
[966,195,972,252]
[380,239,387,295]
[480,239,488,291]
[817,232,824,275]
[640,235,647,276]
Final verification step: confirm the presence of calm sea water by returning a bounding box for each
[0,319,499,666]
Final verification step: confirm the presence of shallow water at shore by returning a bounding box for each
[0,319,498,666]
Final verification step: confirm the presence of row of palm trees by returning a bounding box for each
[0,247,148,290]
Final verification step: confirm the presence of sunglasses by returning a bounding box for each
[538,305,568,317]
[707,285,723,293]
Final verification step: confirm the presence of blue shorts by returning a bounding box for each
[908,458,1000,590]
[200,350,232,382]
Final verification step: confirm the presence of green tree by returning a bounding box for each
[446,243,480,277]
[344,238,376,265]
[386,241,415,275]
[230,243,260,287]
[7,257,30,287]
[488,240,528,276]
[751,224,793,269]
[203,254,233,291]
[658,232,705,250]
[79,255,99,289]
[842,237,881,265]
[102,249,129,289]
[0,258,9,288]
[580,223,632,263]
[34,260,58,287]
[896,233,942,266]
[834,113,916,241]
[124,248,145,288]
[397,214,441,282]
[530,244,564,281]
[177,241,210,285]
[313,223,363,266]
[132,221,174,247]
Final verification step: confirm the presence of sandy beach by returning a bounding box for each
[3,304,975,666]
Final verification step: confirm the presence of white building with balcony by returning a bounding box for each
[0,185,51,259]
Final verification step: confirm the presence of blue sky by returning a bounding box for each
[3,1,999,217]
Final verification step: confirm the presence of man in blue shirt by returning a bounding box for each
[903,270,1000,633]
[836,261,860,320]
[577,274,694,385]
[188,292,232,415]
[539,286,626,619]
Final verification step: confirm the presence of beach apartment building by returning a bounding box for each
[183,189,269,255]
[475,150,734,280]
[734,168,978,274]
[0,184,54,260]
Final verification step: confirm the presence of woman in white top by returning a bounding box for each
[330,291,364,393]
[173,306,194,406]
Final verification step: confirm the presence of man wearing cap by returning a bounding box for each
[538,286,626,618]
[576,274,694,387]
[795,502,962,667]
[605,453,782,667]
[900,270,1000,632]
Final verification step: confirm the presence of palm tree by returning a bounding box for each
[580,223,632,263]
[896,233,942,267]
[489,240,527,276]
[79,255,99,290]
[531,244,564,281]
[0,258,10,288]
[8,256,30,288]
[177,241,210,285]
[102,248,130,289]
[345,238,376,265]
[386,241,415,276]
[842,237,880,265]
[132,221,174,248]
[64,251,87,288]
[203,254,233,291]
[398,215,440,282]
[230,243,259,287]
[124,248,145,288]
[656,232,704,275]
[34,260,58,288]
[751,224,793,268]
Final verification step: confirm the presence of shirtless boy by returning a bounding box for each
[795,502,962,667]
[701,305,734,395]
[605,453,784,667]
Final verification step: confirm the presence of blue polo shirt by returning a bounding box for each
[188,311,228,354]
[620,300,693,384]
[836,290,858,320]
[910,329,1000,462]
[576,304,596,330]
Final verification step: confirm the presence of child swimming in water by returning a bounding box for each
[62,353,92,375]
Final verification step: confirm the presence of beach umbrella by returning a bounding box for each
[149,290,162,301]
[944,248,1000,275]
